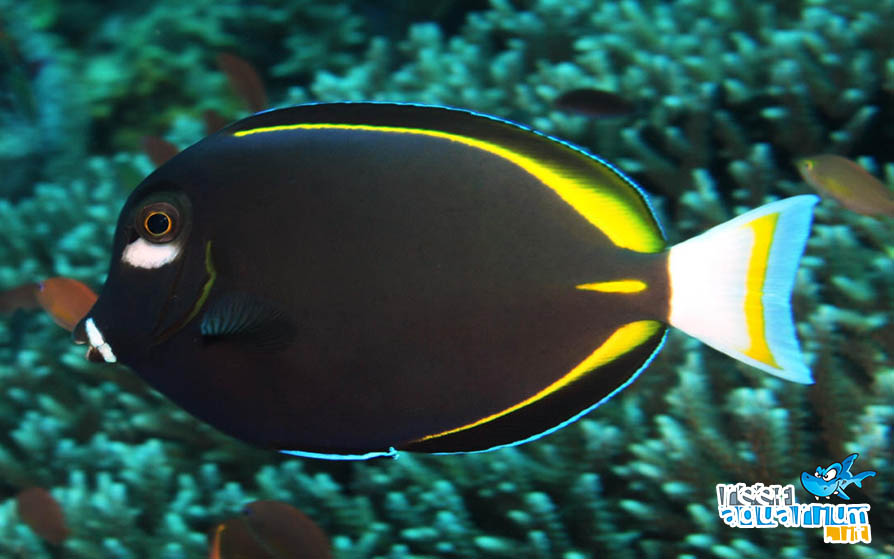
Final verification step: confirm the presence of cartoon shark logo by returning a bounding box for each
[800,453,876,500]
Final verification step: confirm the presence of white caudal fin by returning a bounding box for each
[667,195,819,383]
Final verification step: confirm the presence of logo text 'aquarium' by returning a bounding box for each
[716,453,877,545]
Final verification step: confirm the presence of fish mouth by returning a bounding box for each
[72,317,118,364]
[70,241,215,361]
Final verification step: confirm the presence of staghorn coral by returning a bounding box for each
[0,0,891,557]
[0,1,88,201]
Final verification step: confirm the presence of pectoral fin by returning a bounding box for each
[201,292,295,351]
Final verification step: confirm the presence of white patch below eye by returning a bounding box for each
[122,237,182,269]
[85,318,117,363]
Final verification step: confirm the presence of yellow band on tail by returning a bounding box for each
[743,213,780,368]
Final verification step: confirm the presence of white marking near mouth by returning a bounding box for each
[122,238,181,269]
[85,318,117,363]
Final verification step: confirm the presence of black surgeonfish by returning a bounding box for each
[73,103,819,459]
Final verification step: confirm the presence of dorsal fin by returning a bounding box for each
[840,453,858,476]
[226,103,666,253]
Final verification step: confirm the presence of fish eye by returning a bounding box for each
[137,202,180,243]
[823,468,837,481]
[145,212,171,236]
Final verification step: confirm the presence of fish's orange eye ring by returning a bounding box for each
[137,202,180,243]
[144,211,172,236]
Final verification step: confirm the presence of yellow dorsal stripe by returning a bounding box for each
[576,279,647,293]
[743,213,779,368]
[234,123,662,252]
[415,320,662,442]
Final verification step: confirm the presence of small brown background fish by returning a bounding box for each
[16,487,69,545]
[209,500,331,559]
[795,154,894,217]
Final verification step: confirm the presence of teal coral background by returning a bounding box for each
[1,0,892,557]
